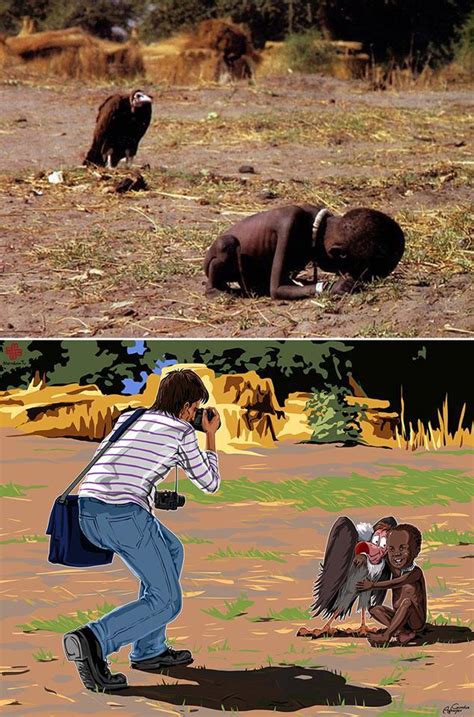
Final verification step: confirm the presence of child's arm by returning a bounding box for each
[357,566,422,591]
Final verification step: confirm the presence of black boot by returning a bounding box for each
[63,625,128,691]
[131,647,193,671]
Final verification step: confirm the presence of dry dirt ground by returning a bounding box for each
[1,429,473,716]
[0,74,472,338]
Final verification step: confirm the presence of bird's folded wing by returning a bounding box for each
[311,516,357,617]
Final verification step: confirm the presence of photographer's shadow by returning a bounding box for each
[119,664,392,711]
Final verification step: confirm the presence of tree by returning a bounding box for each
[0,0,50,33]
[140,0,214,42]
[215,0,320,47]
[0,340,68,388]
[317,0,472,65]
[305,386,365,445]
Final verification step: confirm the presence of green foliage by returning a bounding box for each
[425,524,474,545]
[0,340,68,391]
[317,0,472,66]
[178,467,474,512]
[0,534,48,544]
[454,8,474,68]
[208,638,231,652]
[250,606,311,621]
[141,0,214,42]
[284,29,336,73]
[380,699,439,717]
[206,546,287,562]
[18,602,116,633]
[215,0,320,47]
[0,0,50,33]
[61,0,138,40]
[305,387,365,444]
[202,593,254,620]
[0,483,47,498]
[32,648,56,662]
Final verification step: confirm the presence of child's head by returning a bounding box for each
[320,208,405,282]
[387,523,422,570]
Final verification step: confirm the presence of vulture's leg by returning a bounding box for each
[124,150,133,167]
[355,608,378,635]
[296,612,339,638]
[106,153,114,170]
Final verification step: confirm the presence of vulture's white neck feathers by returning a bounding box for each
[356,522,373,541]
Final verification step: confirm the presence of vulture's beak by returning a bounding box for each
[355,540,386,565]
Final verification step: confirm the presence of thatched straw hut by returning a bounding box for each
[144,18,260,85]
[1,26,144,80]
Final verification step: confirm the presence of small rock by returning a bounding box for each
[239,164,255,174]
[48,170,64,184]
[114,173,147,193]
[199,198,210,205]
[259,188,278,200]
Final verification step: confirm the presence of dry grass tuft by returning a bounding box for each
[396,396,473,451]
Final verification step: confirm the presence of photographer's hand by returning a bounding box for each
[203,408,220,452]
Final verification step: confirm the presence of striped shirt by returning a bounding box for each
[78,410,220,512]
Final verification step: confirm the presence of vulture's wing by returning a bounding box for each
[370,561,391,607]
[311,516,357,618]
[84,94,129,165]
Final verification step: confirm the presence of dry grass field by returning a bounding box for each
[0,73,472,337]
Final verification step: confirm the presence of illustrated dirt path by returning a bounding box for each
[0,74,472,338]
[1,430,473,715]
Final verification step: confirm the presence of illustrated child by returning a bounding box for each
[356,523,426,646]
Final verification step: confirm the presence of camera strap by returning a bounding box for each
[58,408,147,503]
[174,465,179,492]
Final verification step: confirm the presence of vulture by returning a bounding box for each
[298,515,396,638]
[84,89,152,168]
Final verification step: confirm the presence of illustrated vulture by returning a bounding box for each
[83,89,152,168]
[298,515,396,638]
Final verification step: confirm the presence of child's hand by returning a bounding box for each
[356,579,373,591]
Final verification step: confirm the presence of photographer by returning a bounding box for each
[63,369,221,692]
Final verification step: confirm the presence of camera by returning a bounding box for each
[154,490,186,511]
[192,407,220,432]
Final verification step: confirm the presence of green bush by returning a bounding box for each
[454,9,474,70]
[305,387,365,445]
[284,29,336,73]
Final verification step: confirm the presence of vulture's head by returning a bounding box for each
[354,518,396,565]
[130,90,153,109]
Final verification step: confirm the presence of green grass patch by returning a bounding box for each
[425,524,474,545]
[206,546,286,563]
[202,594,254,621]
[392,651,431,664]
[250,606,311,622]
[17,602,116,633]
[379,666,408,686]
[420,559,455,570]
[32,648,56,662]
[0,483,47,498]
[380,699,439,716]
[178,534,213,544]
[179,466,473,512]
[333,643,359,654]
[208,639,231,652]
[428,611,473,628]
[0,534,48,545]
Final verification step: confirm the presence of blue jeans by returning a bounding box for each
[78,497,184,661]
